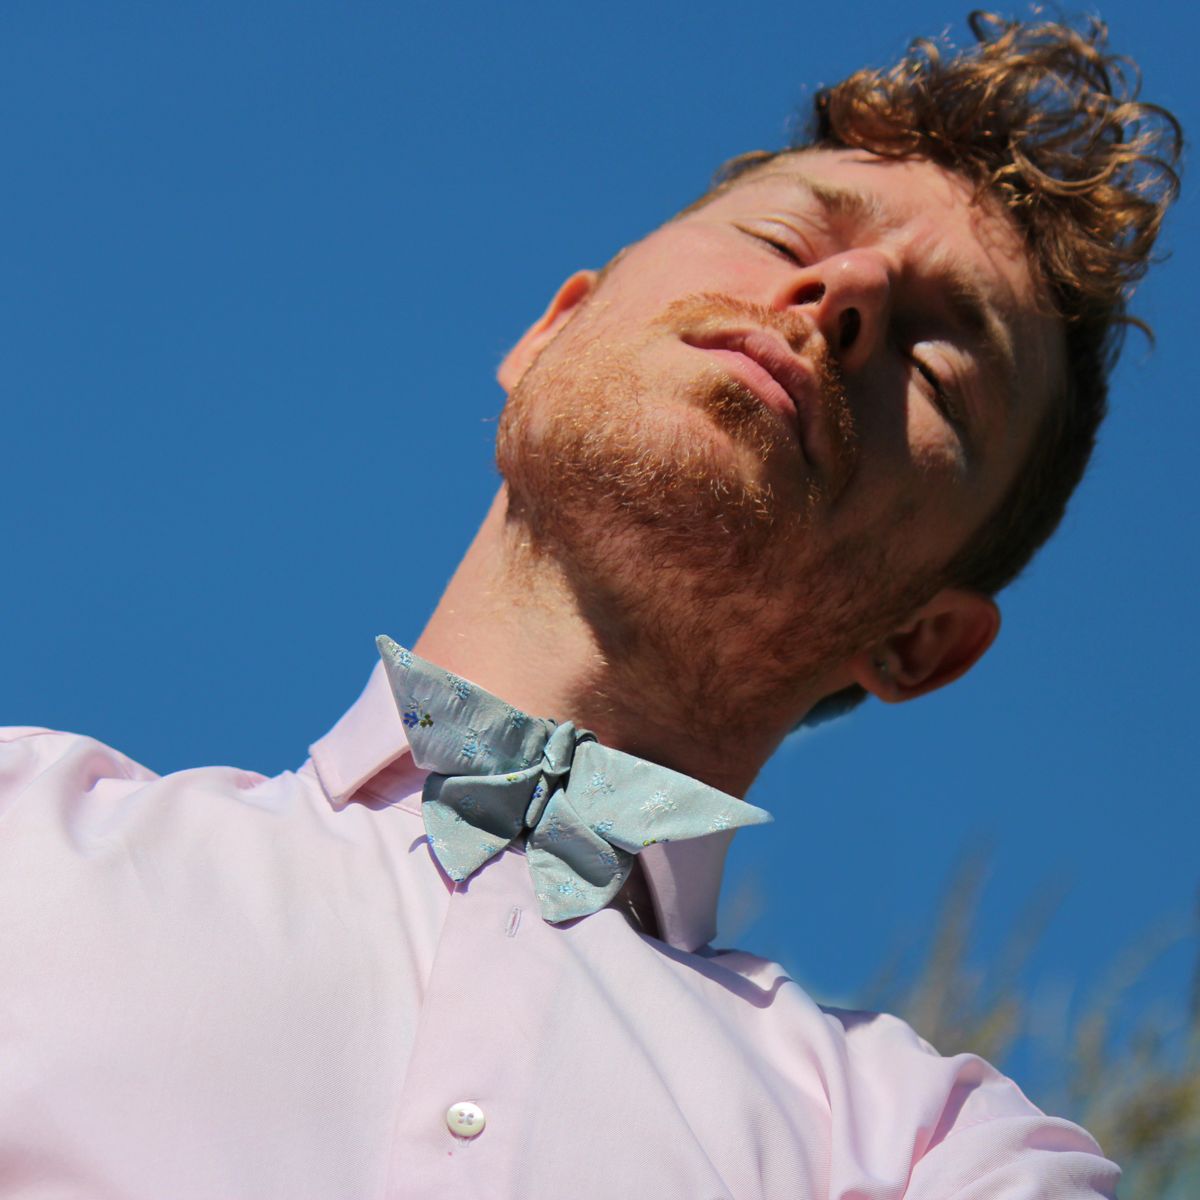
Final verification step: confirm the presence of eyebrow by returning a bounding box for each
[792,175,890,227]
[744,169,889,226]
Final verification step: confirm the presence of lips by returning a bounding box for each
[683,329,817,461]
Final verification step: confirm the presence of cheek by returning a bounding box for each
[831,398,971,545]
[607,233,761,312]
[905,409,969,477]
[895,414,974,553]
[849,356,969,482]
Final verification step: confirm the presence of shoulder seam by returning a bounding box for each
[0,726,63,744]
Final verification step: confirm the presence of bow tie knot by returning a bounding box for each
[520,721,589,827]
[377,636,771,924]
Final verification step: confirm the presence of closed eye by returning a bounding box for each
[758,235,802,263]
[910,352,964,428]
[734,223,806,265]
[913,355,944,397]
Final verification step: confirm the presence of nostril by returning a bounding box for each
[838,307,861,351]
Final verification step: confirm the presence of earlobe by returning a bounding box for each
[851,589,1001,703]
[497,269,598,393]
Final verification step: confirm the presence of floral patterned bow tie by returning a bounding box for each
[377,636,772,924]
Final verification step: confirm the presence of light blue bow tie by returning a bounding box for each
[377,636,772,924]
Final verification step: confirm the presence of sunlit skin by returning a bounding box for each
[415,149,1066,802]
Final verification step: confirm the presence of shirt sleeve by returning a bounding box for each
[904,1110,1120,1198]
[822,1005,1121,1200]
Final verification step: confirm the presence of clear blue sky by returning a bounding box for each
[3,1,1196,1102]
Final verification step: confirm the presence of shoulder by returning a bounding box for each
[0,724,278,828]
[0,725,160,811]
[707,949,1119,1198]
[0,724,357,944]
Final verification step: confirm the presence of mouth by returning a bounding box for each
[681,329,817,463]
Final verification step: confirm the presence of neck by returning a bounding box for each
[413,487,833,796]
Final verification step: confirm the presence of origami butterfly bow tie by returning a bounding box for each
[377,636,772,923]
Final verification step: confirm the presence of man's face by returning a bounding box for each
[496,149,1064,715]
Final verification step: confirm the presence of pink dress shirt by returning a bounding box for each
[0,662,1119,1198]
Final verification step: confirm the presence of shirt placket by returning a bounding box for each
[384,846,563,1198]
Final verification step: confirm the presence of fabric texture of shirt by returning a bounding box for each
[0,660,1120,1198]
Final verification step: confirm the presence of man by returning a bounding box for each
[0,11,1181,1199]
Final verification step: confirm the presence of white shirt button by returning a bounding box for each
[445,1100,486,1138]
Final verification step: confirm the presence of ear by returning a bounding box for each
[850,588,1000,703]
[497,269,598,393]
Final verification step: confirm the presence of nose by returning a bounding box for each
[774,249,892,373]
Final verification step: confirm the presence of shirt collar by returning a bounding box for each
[304,660,735,953]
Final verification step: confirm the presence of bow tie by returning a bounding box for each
[377,636,772,925]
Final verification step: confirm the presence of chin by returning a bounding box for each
[505,407,779,568]
[512,355,809,534]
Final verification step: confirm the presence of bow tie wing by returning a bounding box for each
[378,636,559,885]
[525,742,772,923]
[525,783,635,922]
[377,636,550,775]
[422,765,543,883]
[565,741,773,853]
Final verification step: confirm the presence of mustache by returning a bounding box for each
[654,293,859,497]
[654,293,830,353]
